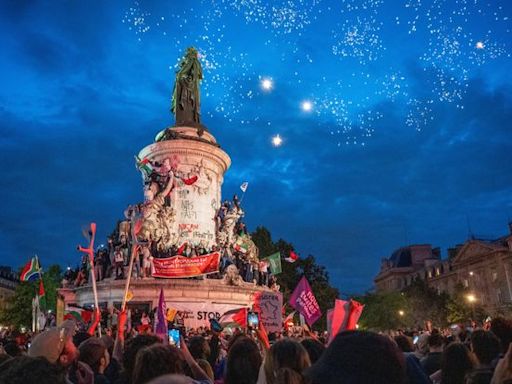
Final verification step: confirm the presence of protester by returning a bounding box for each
[431,342,475,384]
[394,335,415,353]
[0,356,67,384]
[305,331,406,384]
[188,336,214,380]
[78,337,111,384]
[420,333,444,376]
[466,330,501,384]
[224,336,262,384]
[300,338,326,364]
[490,317,512,357]
[116,334,161,384]
[260,339,311,384]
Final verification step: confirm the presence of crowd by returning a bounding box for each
[62,230,277,290]
[3,314,512,384]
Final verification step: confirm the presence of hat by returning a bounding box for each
[28,320,76,364]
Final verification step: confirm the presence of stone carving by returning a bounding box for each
[216,204,244,247]
[223,264,244,286]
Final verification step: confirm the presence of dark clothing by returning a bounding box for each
[465,366,494,384]
[421,352,443,376]
[405,353,432,384]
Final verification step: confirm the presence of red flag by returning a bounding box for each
[38,279,45,297]
[330,299,364,342]
[285,250,299,263]
[177,242,187,255]
[346,300,364,330]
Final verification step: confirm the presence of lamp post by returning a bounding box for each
[466,294,476,320]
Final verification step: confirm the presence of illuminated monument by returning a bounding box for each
[60,47,270,328]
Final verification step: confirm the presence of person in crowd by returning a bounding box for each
[260,339,311,384]
[466,330,501,384]
[394,335,415,353]
[116,334,161,384]
[95,249,104,281]
[132,338,212,384]
[188,336,214,380]
[430,342,475,384]
[300,338,326,364]
[0,356,68,384]
[78,337,111,384]
[224,336,262,384]
[491,317,512,357]
[114,246,125,279]
[304,330,406,384]
[421,332,444,376]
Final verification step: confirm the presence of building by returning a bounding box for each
[374,223,512,314]
[0,266,19,311]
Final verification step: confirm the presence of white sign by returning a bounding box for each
[167,301,243,329]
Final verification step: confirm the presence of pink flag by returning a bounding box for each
[329,299,364,342]
[288,276,322,326]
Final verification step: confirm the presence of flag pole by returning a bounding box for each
[121,215,143,312]
[78,223,101,336]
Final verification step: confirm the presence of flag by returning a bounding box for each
[219,308,248,328]
[288,276,322,326]
[154,288,167,337]
[177,242,187,255]
[329,299,364,342]
[38,279,45,297]
[240,182,249,193]
[264,252,282,275]
[20,257,40,282]
[285,250,299,263]
[283,311,296,328]
[64,306,93,324]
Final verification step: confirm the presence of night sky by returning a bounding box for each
[1,0,511,294]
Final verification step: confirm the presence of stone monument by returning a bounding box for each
[59,48,270,328]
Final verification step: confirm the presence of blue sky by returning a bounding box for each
[1,0,511,293]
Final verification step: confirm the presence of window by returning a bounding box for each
[492,270,498,282]
[463,279,469,288]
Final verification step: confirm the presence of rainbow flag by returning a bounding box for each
[20,257,40,282]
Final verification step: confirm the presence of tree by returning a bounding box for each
[0,264,62,329]
[356,291,409,330]
[251,226,339,330]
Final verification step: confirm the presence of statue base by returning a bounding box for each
[59,278,269,328]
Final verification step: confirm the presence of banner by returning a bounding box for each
[152,252,220,278]
[253,291,283,333]
[264,252,282,275]
[166,301,243,328]
[288,276,322,326]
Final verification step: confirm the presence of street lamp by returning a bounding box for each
[466,294,477,320]
[398,310,405,317]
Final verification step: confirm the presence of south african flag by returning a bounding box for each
[20,257,39,282]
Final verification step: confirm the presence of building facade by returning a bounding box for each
[0,267,19,312]
[374,224,512,314]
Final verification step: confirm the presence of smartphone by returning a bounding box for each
[168,329,180,348]
[210,318,223,332]
[247,311,259,329]
[413,336,419,344]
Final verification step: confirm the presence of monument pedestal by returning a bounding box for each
[139,127,231,248]
[60,278,269,328]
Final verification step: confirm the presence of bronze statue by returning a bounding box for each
[171,47,203,128]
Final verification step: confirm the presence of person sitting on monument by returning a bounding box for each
[114,247,124,280]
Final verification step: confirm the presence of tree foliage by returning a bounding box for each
[252,226,339,330]
[0,265,62,329]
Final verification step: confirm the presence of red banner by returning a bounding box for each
[152,252,220,278]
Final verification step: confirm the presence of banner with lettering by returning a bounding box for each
[253,291,283,333]
[288,276,322,326]
[167,301,242,329]
[152,252,220,278]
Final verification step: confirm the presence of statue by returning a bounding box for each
[171,47,203,129]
